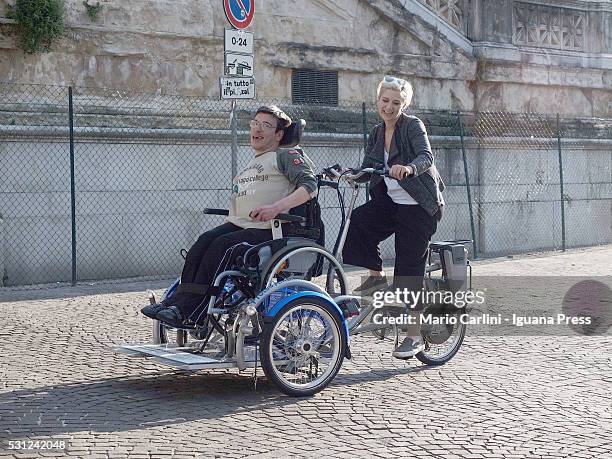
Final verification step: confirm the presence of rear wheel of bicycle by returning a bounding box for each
[366,306,399,343]
[261,296,346,396]
[416,305,466,365]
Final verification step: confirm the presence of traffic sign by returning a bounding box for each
[223,0,254,30]
[224,28,254,55]
[220,77,255,99]
[225,53,254,77]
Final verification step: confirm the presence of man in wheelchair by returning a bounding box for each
[141,105,319,328]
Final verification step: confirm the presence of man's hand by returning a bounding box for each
[389,164,414,180]
[250,203,282,222]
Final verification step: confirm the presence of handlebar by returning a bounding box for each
[348,167,390,179]
[203,208,306,224]
[318,178,339,189]
[320,164,390,184]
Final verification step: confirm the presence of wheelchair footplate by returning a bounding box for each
[117,341,261,371]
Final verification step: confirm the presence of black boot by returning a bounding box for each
[141,297,173,319]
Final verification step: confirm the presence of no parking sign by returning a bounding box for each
[224,0,254,30]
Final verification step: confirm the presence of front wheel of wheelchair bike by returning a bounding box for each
[415,305,467,366]
[153,320,189,347]
[260,296,347,397]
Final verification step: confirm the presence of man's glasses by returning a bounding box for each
[383,75,408,89]
[249,119,276,130]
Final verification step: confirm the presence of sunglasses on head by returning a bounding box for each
[383,75,408,88]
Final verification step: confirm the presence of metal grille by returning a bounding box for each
[291,69,338,106]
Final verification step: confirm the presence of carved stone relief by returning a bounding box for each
[423,0,465,32]
[514,2,585,51]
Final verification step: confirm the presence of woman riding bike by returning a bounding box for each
[342,76,445,359]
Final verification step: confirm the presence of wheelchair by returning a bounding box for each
[121,119,351,396]
[119,121,473,396]
[143,205,349,397]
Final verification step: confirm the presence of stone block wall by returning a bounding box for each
[2,1,610,117]
[0,0,612,116]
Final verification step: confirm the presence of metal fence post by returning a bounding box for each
[230,100,238,183]
[362,102,369,201]
[68,87,77,285]
[457,111,477,257]
[361,102,367,160]
[556,114,566,251]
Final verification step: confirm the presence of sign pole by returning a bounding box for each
[230,99,238,183]
[222,0,255,184]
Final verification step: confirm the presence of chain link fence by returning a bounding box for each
[558,117,612,250]
[1,83,610,288]
[0,83,72,287]
[467,112,562,256]
[71,87,231,283]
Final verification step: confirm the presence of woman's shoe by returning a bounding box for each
[353,275,389,294]
[392,336,425,359]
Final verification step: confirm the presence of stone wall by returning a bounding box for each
[1,1,609,116]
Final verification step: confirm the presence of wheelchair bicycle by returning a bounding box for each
[119,125,472,397]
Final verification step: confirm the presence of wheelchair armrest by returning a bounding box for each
[203,208,229,216]
[203,208,304,224]
[275,213,306,224]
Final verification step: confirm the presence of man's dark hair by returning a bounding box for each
[255,105,292,131]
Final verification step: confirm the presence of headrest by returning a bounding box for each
[280,119,306,148]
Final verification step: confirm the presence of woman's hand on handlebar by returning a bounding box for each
[322,164,415,182]
[388,164,414,180]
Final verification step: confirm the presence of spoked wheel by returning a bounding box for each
[260,297,346,396]
[261,243,347,297]
[416,306,466,365]
[368,307,399,343]
[150,280,188,347]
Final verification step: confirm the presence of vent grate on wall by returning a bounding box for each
[291,69,338,106]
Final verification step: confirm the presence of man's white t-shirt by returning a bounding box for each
[227,150,296,229]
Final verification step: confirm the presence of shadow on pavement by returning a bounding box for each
[0,364,432,436]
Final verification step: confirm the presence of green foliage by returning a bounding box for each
[10,0,65,54]
[5,4,15,19]
[83,1,102,22]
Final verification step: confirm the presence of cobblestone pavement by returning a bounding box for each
[1,246,611,458]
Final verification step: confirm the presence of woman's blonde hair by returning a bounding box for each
[376,75,413,108]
